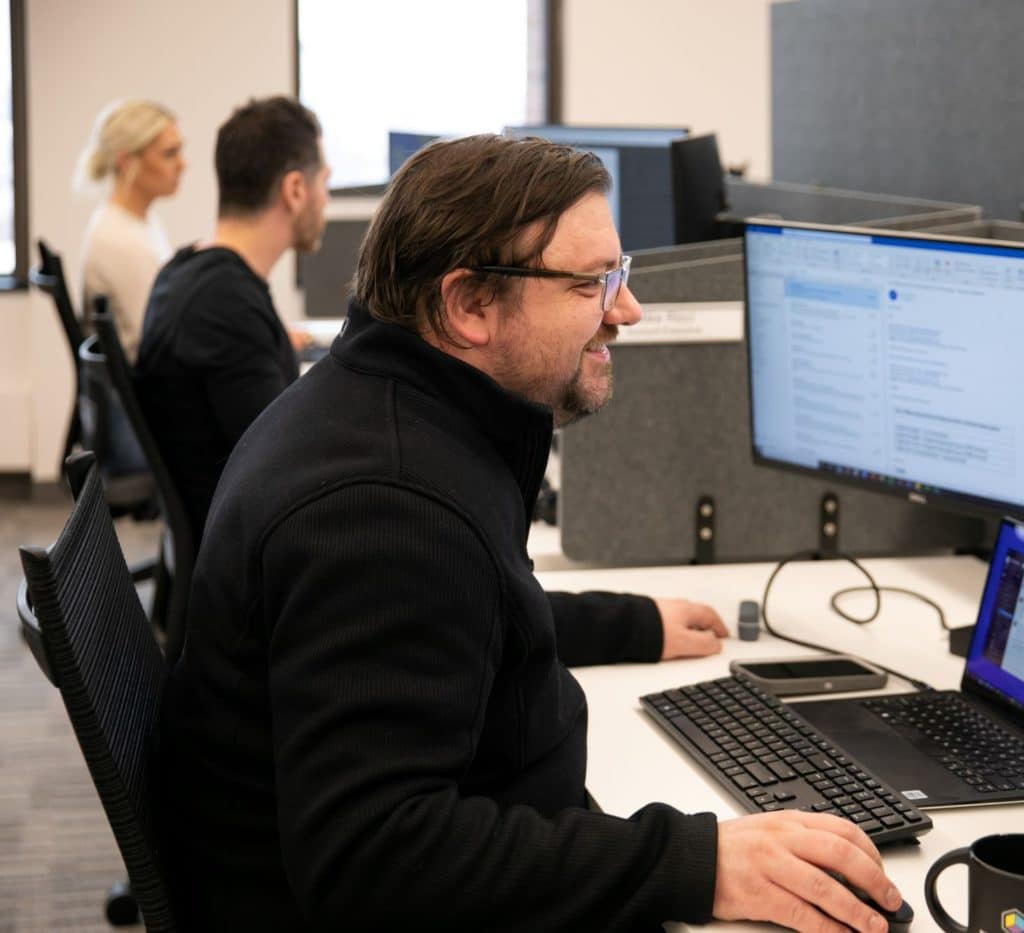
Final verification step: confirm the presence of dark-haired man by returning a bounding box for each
[136,95,328,547]
[164,135,901,932]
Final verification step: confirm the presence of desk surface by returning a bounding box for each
[537,554,1004,931]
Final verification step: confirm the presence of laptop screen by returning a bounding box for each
[965,518,1024,714]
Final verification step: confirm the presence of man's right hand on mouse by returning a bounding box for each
[713,811,903,932]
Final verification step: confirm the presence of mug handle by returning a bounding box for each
[924,846,971,933]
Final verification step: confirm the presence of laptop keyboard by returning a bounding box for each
[641,675,932,845]
[862,692,1024,794]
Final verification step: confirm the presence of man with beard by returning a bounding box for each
[162,134,900,932]
[136,95,329,549]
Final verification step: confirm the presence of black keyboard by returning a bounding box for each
[863,692,1024,794]
[641,675,932,845]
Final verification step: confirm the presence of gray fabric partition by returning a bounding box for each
[559,195,990,565]
[772,0,1024,221]
[928,219,1024,242]
[725,179,981,231]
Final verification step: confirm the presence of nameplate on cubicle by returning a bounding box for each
[615,302,744,345]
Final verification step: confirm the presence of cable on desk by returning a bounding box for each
[760,549,935,692]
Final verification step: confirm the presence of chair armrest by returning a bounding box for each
[16,578,57,686]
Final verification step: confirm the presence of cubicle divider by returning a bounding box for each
[724,178,983,232]
[559,192,989,565]
[927,218,1024,243]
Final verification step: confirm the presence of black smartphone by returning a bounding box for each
[729,655,887,696]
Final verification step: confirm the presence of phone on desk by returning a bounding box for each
[729,656,887,696]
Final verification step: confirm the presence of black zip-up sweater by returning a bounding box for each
[162,302,718,932]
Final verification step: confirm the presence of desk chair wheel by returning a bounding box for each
[104,880,140,926]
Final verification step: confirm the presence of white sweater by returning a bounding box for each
[80,202,172,362]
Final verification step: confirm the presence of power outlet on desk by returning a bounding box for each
[948,625,975,658]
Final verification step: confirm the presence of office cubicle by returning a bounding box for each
[558,190,989,565]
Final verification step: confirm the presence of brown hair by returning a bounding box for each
[354,134,611,338]
[216,96,322,217]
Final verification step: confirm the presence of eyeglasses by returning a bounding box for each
[470,255,632,313]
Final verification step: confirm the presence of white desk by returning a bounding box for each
[538,554,1009,931]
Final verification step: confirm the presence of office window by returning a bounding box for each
[297,0,550,190]
[0,0,25,282]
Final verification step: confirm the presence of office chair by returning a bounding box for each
[77,320,171,648]
[29,239,85,469]
[93,301,193,667]
[17,452,179,931]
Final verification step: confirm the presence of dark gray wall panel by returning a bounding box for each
[772,0,1024,220]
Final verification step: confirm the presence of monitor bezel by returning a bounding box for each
[742,218,1024,522]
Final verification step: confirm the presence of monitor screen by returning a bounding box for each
[503,125,688,251]
[744,221,1024,518]
[965,518,1024,714]
[388,131,442,176]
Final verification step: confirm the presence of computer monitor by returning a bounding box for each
[503,124,688,251]
[387,131,443,176]
[671,133,742,244]
[744,220,1024,519]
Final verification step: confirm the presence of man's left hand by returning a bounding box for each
[653,598,729,659]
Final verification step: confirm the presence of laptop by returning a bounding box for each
[792,517,1024,808]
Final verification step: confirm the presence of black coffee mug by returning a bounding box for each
[925,834,1024,933]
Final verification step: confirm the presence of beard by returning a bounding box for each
[293,204,325,253]
[552,357,615,428]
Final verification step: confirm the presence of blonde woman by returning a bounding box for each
[76,100,185,361]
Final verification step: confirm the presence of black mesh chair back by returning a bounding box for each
[94,302,193,666]
[78,331,158,516]
[30,239,85,465]
[18,453,178,932]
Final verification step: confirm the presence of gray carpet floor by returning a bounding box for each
[1,493,156,931]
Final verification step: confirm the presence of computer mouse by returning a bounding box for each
[828,873,914,931]
[854,891,914,932]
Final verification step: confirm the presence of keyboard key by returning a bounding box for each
[667,715,720,756]
[768,761,797,781]
[745,763,778,785]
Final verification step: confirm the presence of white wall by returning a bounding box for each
[8,0,772,484]
[561,0,773,180]
[18,0,296,483]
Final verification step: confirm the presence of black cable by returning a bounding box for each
[760,549,935,691]
[831,586,948,631]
